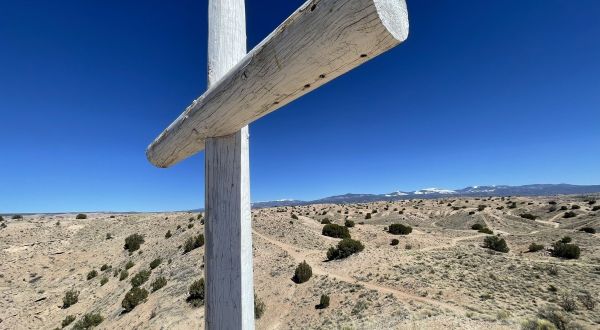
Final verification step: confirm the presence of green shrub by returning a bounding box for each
[100,277,108,286]
[478,205,486,211]
[150,258,162,270]
[151,276,167,292]
[291,214,298,220]
[391,239,399,246]
[187,223,194,229]
[344,220,355,228]
[62,290,79,308]
[124,233,144,252]
[125,260,135,269]
[130,270,151,287]
[521,319,558,330]
[478,227,493,234]
[12,214,23,219]
[571,204,580,210]
[0,215,3,221]
[471,223,484,230]
[365,213,371,219]
[121,287,148,312]
[293,261,312,284]
[316,294,330,309]
[520,213,538,220]
[165,230,172,238]
[528,243,544,252]
[100,264,110,271]
[560,236,571,243]
[106,233,112,240]
[551,242,580,259]
[537,305,568,330]
[187,279,205,307]
[183,234,205,253]
[562,211,576,218]
[254,294,265,319]
[61,315,76,327]
[86,270,98,280]
[592,205,600,211]
[327,238,365,260]
[72,312,103,330]
[508,202,517,209]
[579,227,596,234]
[75,213,87,219]
[559,293,577,312]
[322,224,350,239]
[119,270,129,281]
[320,218,331,224]
[388,223,412,235]
[483,236,509,253]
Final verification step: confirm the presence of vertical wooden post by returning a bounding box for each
[204,0,254,329]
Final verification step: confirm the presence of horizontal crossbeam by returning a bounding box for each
[147,0,409,168]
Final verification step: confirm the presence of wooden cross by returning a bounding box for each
[146,0,408,328]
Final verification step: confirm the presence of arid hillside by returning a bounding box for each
[1,195,599,329]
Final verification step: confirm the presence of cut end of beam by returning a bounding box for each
[374,0,410,42]
[147,0,410,168]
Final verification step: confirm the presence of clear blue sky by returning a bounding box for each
[1,0,599,213]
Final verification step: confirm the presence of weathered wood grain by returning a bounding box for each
[203,0,255,329]
[147,0,409,167]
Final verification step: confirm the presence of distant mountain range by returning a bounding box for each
[251,184,600,208]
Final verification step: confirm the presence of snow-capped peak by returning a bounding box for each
[385,191,408,197]
[413,187,456,195]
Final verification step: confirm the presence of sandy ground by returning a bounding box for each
[1,195,599,329]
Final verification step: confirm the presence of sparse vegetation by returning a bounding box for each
[388,223,412,235]
[187,279,205,307]
[327,238,364,260]
[563,211,576,218]
[125,260,134,269]
[150,258,162,270]
[183,234,205,253]
[254,294,265,319]
[12,214,23,219]
[75,213,87,219]
[130,270,151,287]
[551,241,580,259]
[579,227,596,234]
[391,238,399,246]
[471,223,484,231]
[100,264,110,271]
[100,277,108,286]
[119,270,129,281]
[124,233,144,253]
[322,224,350,239]
[62,290,79,308]
[72,312,103,330]
[165,230,172,238]
[483,236,509,253]
[478,227,493,234]
[293,261,312,283]
[520,213,538,220]
[320,218,331,224]
[121,287,148,312]
[61,315,76,328]
[86,270,98,280]
[528,243,544,252]
[316,294,330,309]
[344,219,355,227]
[151,276,167,292]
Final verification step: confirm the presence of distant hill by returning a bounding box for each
[251,184,600,208]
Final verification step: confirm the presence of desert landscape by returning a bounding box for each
[1,194,599,329]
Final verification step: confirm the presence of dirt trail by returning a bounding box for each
[252,230,465,316]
